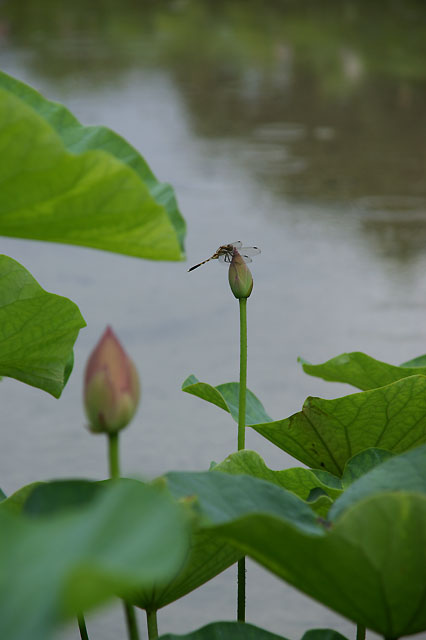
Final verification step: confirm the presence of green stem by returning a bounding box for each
[77,614,89,640]
[237,557,246,622]
[123,602,140,640]
[146,610,159,640]
[107,433,140,640]
[238,298,247,451]
[108,432,119,479]
[356,625,366,640]
[237,297,248,622]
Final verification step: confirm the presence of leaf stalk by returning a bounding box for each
[146,610,159,640]
[123,602,140,640]
[77,614,89,640]
[356,624,366,640]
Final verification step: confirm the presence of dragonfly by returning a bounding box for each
[188,241,261,272]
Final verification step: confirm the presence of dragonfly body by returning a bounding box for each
[188,241,260,272]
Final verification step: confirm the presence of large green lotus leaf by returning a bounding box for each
[214,450,342,503]
[0,255,86,396]
[132,470,322,611]
[164,471,321,533]
[159,621,291,640]
[0,479,105,518]
[0,71,184,259]
[341,448,394,488]
[212,492,426,637]
[134,530,241,611]
[299,352,426,390]
[301,632,349,640]
[213,450,340,518]
[0,479,189,640]
[0,72,185,251]
[160,624,350,640]
[330,443,426,520]
[182,376,272,425]
[250,375,426,475]
[0,481,44,515]
[304,494,333,518]
[24,479,104,516]
[401,354,426,367]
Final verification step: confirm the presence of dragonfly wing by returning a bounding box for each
[217,243,259,265]
[240,246,261,257]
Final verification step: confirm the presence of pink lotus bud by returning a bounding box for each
[84,326,140,434]
[228,249,253,299]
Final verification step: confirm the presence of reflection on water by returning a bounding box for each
[2,2,426,639]
[2,0,426,226]
[358,196,426,264]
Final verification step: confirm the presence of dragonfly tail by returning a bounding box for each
[188,257,211,272]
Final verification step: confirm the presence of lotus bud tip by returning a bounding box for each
[83,326,140,434]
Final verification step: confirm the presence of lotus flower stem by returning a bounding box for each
[356,624,366,640]
[146,610,159,639]
[107,433,140,640]
[237,297,248,622]
[77,614,89,640]
[238,298,247,451]
[108,432,119,479]
[228,248,256,622]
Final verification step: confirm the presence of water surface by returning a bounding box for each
[1,2,426,638]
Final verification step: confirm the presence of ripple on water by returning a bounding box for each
[252,122,307,142]
[355,195,426,223]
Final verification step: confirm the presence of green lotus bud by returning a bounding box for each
[228,249,253,298]
[84,326,140,434]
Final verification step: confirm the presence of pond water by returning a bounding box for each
[1,1,426,639]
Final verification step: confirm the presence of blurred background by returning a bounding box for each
[1,1,426,638]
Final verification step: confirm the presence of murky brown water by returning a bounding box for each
[1,2,426,639]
